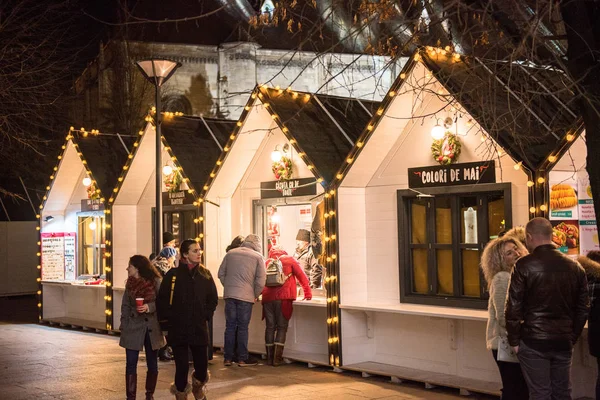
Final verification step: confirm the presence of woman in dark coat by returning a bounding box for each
[120,255,165,400]
[157,239,218,400]
[578,250,600,399]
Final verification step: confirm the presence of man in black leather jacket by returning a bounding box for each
[506,217,589,399]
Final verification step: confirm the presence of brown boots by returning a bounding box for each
[273,343,285,366]
[191,370,210,400]
[126,374,137,400]
[170,382,192,400]
[265,344,274,366]
[145,371,158,399]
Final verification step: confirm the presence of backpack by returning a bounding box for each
[265,257,291,287]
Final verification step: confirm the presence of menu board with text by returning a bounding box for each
[41,232,77,281]
[578,171,599,255]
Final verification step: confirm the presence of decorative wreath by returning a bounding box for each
[431,131,462,165]
[87,182,100,200]
[164,170,183,193]
[272,156,293,181]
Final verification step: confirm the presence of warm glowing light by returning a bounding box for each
[530,207,536,213]
[566,134,575,142]
[271,149,282,162]
[82,177,92,187]
[540,204,547,211]
[537,177,545,184]
[527,181,534,187]
[548,155,557,163]
[162,165,173,175]
[431,123,444,140]
[89,221,97,230]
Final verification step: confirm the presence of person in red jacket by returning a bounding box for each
[262,246,312,366]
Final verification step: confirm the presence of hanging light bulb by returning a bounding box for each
[89,221,97,230]
[162,165,173,175]
[82,176,92,187]
[271,145,282,162]
[431,120,445,140]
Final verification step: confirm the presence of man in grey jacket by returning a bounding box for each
[218,234,266,366]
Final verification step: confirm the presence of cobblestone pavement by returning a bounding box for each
[0,297,497,400]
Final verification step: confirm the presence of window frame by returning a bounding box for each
[397,183,512,309]
[77,211,106,277]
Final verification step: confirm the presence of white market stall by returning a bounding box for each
[38,130,134,330]
[202,85,377,366]
[329,49,592,397]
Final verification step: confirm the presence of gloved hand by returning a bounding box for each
[303,296,312,301]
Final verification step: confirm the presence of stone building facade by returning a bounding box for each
[71,40,404,130]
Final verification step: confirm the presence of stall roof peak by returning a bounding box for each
[414,50,581,171]
[161,116,236,195]
[257,86,380,184]
[69,132,136,198]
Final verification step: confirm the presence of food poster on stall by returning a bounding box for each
[578,170,599,254]
[549,172,580,256]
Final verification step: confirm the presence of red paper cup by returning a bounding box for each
[136,298,144,307]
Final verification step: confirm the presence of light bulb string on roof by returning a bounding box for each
[68,126,137,138]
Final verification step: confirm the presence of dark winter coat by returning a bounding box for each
[579,255,600,356]
[156,263,218,346]
[506,244,590,347]
[119,278,166,351]
[262,248,312,304]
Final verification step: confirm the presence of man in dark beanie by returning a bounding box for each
[163,231,176,248]
[218,234,265,366]
[294,229,322,289]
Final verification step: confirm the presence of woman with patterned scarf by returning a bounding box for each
[120,255,165,400]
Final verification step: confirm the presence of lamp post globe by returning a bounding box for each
[135,59,181,254]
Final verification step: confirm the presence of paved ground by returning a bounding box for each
[0,296,497,400]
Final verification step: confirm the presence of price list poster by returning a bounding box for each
[41,233,65,281]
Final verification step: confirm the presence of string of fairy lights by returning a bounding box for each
[36,47,581,367]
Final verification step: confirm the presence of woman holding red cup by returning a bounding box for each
[120,255,165,400]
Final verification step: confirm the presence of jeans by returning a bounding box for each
[517,340,573,400]
[264,300,289,345]
[492,350,529,400]
[224,298,254,361]
[172,344,208,392]
[125,329,158,375]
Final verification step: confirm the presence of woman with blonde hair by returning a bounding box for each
[481,237,529,399]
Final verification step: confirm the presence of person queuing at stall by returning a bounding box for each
[481,237,529,399]
[218,234,266,367]
[262,245,312,366]
[506,217,589,399]
[120,255,165,400]
[293,229,322,289]
[225,235,245,364]
[577,250,600,399]
[157,239,218,400]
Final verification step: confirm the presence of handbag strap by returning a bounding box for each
[169,275,176,305]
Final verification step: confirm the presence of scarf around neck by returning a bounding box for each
[125,276,156,304]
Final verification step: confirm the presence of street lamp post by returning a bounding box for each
[136,59,181,255]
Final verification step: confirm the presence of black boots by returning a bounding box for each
[126,374,137,400]
[265,344,274,366]
[273,343,284,366]
[145,371,158,399]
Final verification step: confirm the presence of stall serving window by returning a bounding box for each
[397,183,511,308]
[78,212,106,276]
[253,195,326,298]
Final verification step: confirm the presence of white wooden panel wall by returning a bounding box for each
[136,172,155,260]
[112,205,137,289]
[338,187,368,303]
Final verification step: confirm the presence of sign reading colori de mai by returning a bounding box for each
[408,161,496,189]
[261,178,317,199]
[162,191,196,206]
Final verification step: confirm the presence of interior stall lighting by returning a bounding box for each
[431,121,445,140]
[162,165,173,175]
[89,221,97,230]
